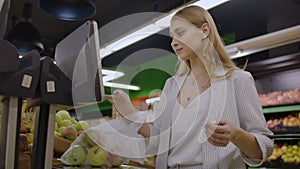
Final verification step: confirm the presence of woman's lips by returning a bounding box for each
[176,48,183,53]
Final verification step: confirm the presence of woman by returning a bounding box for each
[108,5,273,169]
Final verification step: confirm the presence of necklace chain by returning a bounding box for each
[185,75,210,101]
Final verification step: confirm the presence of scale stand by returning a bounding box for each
[0,49,40,169]
[30,103,57,169]
[30,56,72,169]
[0,96,20,169]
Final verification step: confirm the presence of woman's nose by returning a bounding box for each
[171,38,179,48]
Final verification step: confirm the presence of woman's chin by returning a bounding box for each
[178,56,188,61]
[177,55,188,61]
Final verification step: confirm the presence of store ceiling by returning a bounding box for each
[5,0,194,58]
[3,0,300,101]
[4,0,300,64]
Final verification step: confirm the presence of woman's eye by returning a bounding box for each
[176,31,184,37]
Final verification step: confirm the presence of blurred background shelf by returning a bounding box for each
[263,105,300,114]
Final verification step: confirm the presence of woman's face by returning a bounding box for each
[170,18,206,61]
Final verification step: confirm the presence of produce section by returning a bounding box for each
[259,88,300,107]
[255,96,300,168]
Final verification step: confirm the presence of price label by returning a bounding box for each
[46,81,55,93]
[21,74,32,88]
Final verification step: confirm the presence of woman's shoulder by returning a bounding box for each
[229,69,254,82]
[169,73,187,82]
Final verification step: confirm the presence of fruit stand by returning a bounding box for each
[246,55,300,169]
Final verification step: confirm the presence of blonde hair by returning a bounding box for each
[172,5,239,78]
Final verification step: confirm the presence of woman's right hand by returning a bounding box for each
[106,90,138,117]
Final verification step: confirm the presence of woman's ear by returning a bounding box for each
[200,23,210,39]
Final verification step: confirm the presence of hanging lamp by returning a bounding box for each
[7,2,44,53]
[39,0,96,21]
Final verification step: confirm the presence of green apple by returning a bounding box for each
[59,119,72,127]
[108,152,125,166]
[57,110,72,120]
[78,121,89,130]
[81,132,96,148]
[57,127,65,135]
[29,122,35,133]
[26,133,34,144]
[87,146,107,166]
[54,131,62,137]
[72,123,82,131]
[55,114,62,124]
[55,122,58,131]
[61,145,87,165]
[62,126,77,141]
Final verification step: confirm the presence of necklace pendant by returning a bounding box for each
[187,97,190,101]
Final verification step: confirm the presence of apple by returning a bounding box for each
[57,127,65,135]
[29,122,35,133]
[62,126,77,141]
[54,131,62,137]
[87,146,107,166]
[59,119,72,127]
[78,121,89,130]
[55,122,58,131]
[56,114,62,124]
[81,132,97,148]
[108,152,125,166]
[72,122,82,131]
[26,133,34,144]
[20,124,29,133]
[57,110,72,121]
[61,145,87,165]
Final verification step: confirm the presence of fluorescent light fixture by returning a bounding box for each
[103,81,140,91]
[102,69,124,82]
[146,96,161,104]
[100,24,161,58]
[192,0,229,9]
[100,0,229,58]
[226,24,300,59]
[102,69,140,90]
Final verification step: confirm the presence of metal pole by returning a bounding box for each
[44,104,56,169]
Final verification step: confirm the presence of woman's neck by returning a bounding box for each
[189,57,207,79]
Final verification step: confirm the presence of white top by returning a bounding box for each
[168,89,211,167]
[145,70,274,169]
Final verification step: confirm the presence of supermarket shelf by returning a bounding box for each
[270,134,300,140]
[270,127,300,135]
[249,167,300,169]
[249,162,300,169]
[263,105,300,114]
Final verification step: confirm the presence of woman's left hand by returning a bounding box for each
[205,120,238,147]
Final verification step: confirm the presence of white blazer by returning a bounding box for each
[147,70,274,169]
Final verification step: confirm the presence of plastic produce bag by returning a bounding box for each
[60,117,146,167]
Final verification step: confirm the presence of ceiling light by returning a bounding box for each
[39,0,96,21]
[103,82,140,91]
[100,0,230,58]
[7,22,44,53]
[102,69,140,90]
[192,0,230,9]
[226,24,300,59]
[6,2,44,54]
[146,96,161,104]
